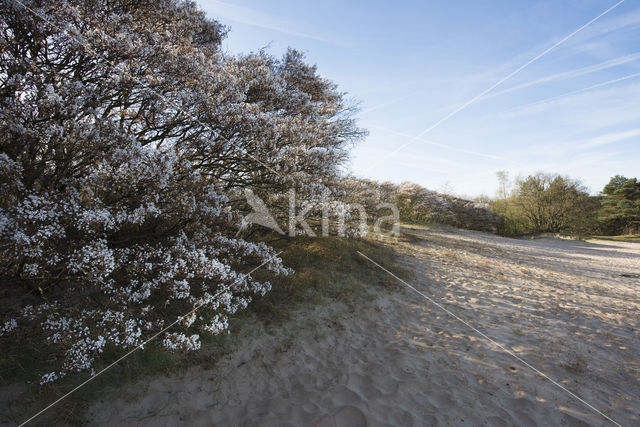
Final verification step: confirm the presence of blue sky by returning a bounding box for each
[199,0,640,197]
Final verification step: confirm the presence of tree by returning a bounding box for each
[599,176,640,235]
[496,170,510,199]
[511,173,598,235]
[0,0,364,382]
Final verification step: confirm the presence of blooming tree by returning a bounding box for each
[342,178,501,232]
[0,0,364,382]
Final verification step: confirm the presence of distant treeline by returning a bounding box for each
[343,173,640,238]
[342,179,502,233]
[485,172,640,236]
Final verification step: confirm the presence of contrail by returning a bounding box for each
[362,0,626,175]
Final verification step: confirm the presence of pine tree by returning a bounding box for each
[599,176,640,235]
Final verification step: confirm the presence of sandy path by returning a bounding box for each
[87,228,640,426]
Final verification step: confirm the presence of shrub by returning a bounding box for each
[0,0,363,382]
[342,178,501,232]
[490,173,599,236]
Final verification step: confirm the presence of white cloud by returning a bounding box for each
[581,128,640,148]
[201,0,333,43]
[482,52,640,101]
[576,6,640,42]
[496,79,640,126]
[359,95,413,115]
[362,122,524,167]
[500,71,640,116]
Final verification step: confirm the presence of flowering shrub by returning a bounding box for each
[0,137,293,384]
[342,178,501,232]
[446,198,502,233]
[0,0,363,383]
[396,182,456,224]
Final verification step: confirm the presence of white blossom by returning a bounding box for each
[162,333,201,351]
[0,319,17,336]
[0,0,363,382]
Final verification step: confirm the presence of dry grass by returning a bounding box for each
[588,234,640,243]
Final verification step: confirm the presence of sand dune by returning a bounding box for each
[87,227,640,426]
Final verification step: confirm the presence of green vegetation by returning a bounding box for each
[488,171,640,238]
[490,172,599,236]
[599,175,640,235]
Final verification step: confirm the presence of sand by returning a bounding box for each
[86,227,640,426]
